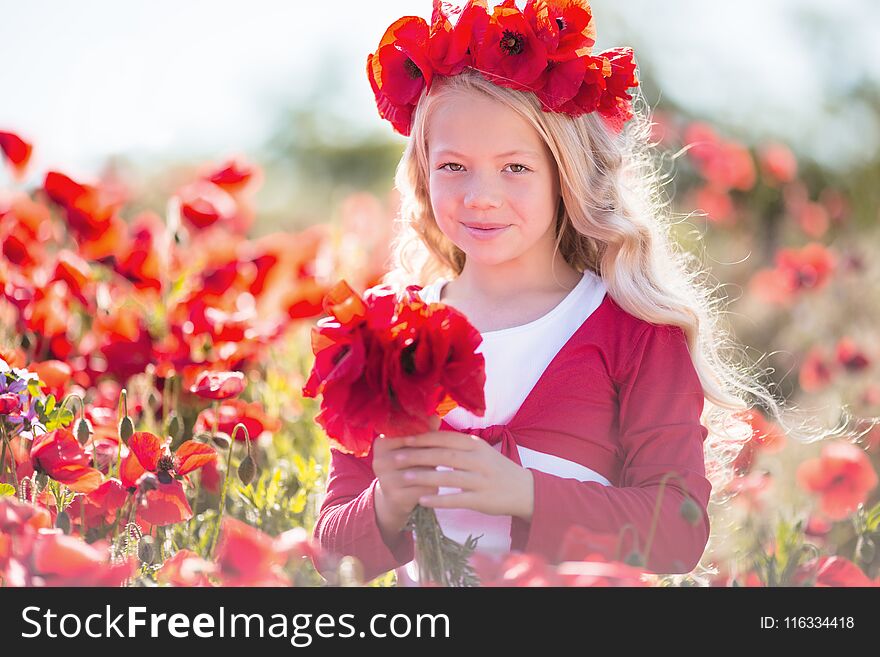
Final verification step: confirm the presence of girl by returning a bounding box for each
[311,0,854,586]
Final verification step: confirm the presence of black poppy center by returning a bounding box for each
[403,58,423,80]
[157,454,178,481]
[500,29,525,55]
[401,343,417,375]
[556,17,567,31]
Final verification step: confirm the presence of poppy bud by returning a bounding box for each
[55,510,71,534]
[624,551,645,568]
[856,536,875,564]
[75,416,93,446]
[119,415,135,444]
[34,471,49,491]
[167,412,183,441]
[211,434,230,450]
[238,454,257,485]
[194,432,213,443]
[679,497,702,526]
[138,535,155,564]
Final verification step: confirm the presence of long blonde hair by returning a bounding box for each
[380,67,872,569]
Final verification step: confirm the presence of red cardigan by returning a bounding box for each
[310,292,712,581]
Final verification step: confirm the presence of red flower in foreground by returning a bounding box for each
[189,370,246,400]
[30,428,103,493]
[0,130,33,177]
[215,517,290,586]
[31,531,134,587]
[796,442,878,521]
[427,0,488,76]
[156,549,218,587]
[302,280,486,457]
[793,556,878,587]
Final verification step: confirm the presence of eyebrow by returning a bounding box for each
[433,149,540,159]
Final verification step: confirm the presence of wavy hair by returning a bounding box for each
[380,67,874,577]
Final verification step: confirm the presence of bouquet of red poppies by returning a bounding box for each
[303,280,487,586]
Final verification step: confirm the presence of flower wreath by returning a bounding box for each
[367,0,640,137]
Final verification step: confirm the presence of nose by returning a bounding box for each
[462,173,503,211]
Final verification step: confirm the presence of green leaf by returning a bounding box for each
[0,483,15,497]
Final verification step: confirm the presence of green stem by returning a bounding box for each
[207,422,245,558]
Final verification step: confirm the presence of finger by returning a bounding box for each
[403,468,479,490]
[374,435,413,451]
[404,431,480,450]
[394,447,471,470]
[418,491,479,509]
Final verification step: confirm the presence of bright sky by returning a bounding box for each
[1,0,878,181]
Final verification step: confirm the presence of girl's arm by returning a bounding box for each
[511,324,712,574]
[311,447,415,582]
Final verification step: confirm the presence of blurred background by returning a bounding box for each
[1,0,880,585]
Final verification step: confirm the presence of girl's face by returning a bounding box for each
[426,90,560,268]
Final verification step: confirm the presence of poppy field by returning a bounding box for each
[1,117,879,587]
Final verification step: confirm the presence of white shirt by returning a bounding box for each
[397,270,610,584]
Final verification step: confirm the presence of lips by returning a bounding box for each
[462,222,510,230]
[461,222,511,240]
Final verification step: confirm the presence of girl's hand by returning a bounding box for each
[372,433,439,540]
[394,430,535,520]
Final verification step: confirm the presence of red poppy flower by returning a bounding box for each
[750,243,836,305]
[0,130,33,178]
[215,517,290,586]
[475,0,548,91]
[177,180,238,231]
[793,556,877,587]
[43,171,119,242]
[796,201,829,238]
[194,399,280,441]
[799,346,835,393]
[367,16,434,136]
[691,184,735,225]
[302,280,486,457]
[66,478,129,529]
[835,337,870,373]
[595,47,640,132]
[157,549,217,587]
[525,0,596,61]
[685,123,756,190]
[30,360,73,400]
[114,211,165,292]
[52,249,93,307]
[32,531,134,586]
[758,142,797,186]
[122,431,217,488]
[796,442,878,520]
[427,0,489,76]
[204,157,260,194]
[555,53,607,114]
[30,428,102,494]
[189,370,246,400]
[120,432,216,526]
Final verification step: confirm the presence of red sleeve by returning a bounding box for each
[310,445,415,583]
[510,324,712,574]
